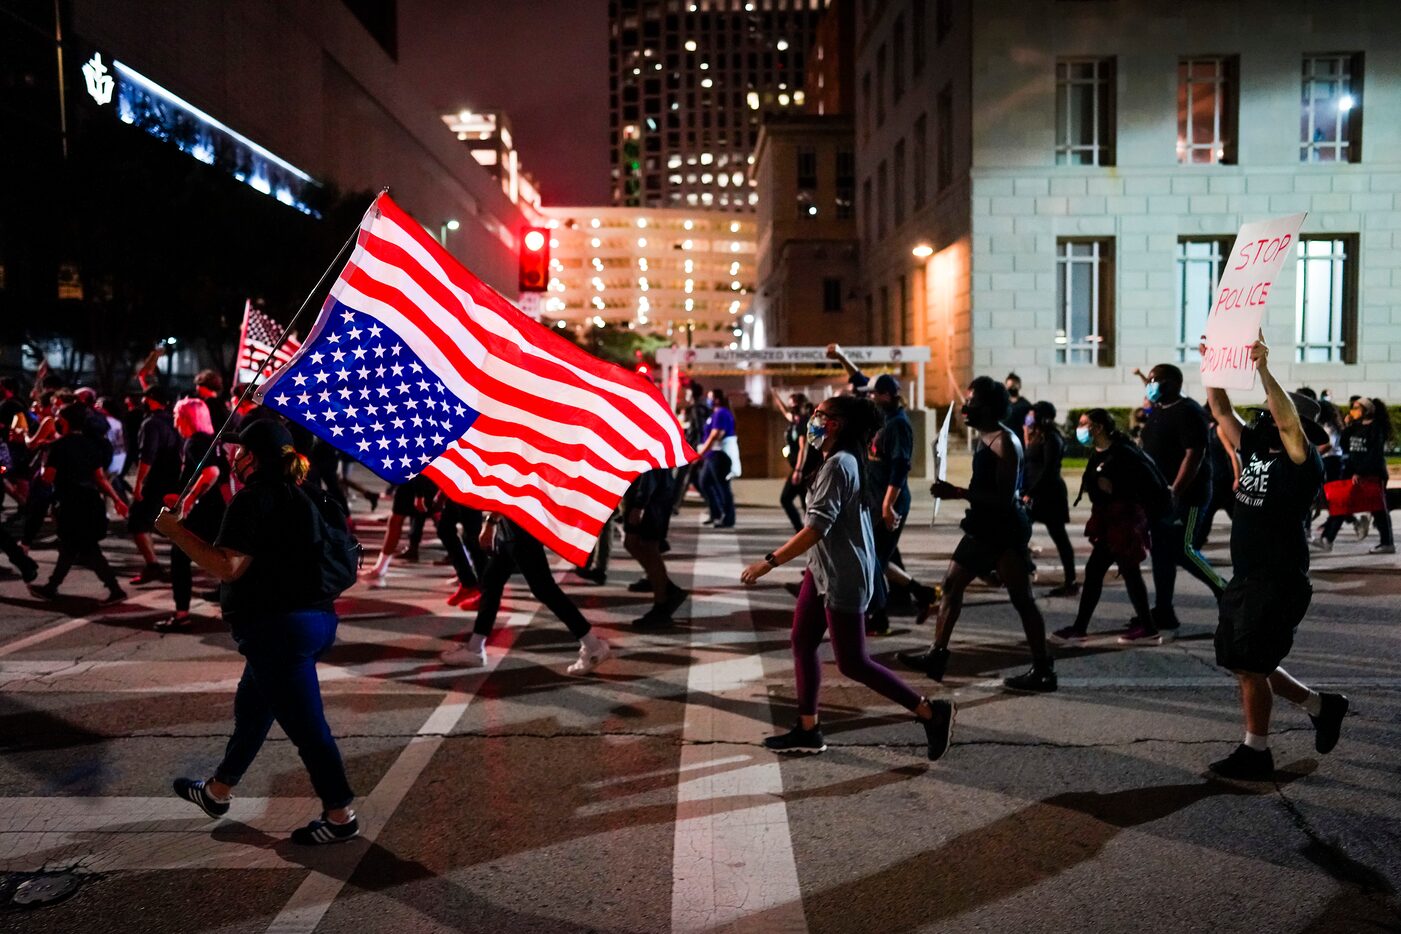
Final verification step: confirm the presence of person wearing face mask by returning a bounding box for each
[1022,401,1077,597]
[898,377,1057,692]
[154,419,361,845]
[1005,373,1032,445]
[1200,332,1347,780]
[740,393,955,759]
[1049,410,1163,644]
[1312,397,1394,554]
[694,388,738,528]
[1134,364,1227,644]
[865,374,936,635]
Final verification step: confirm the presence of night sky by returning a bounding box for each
[397,0,612,206]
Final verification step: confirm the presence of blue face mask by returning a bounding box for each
[1075,425,1093,446]
[1145,381,1162,404]
[807,418,827,451]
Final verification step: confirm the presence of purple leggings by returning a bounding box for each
[792,570,923,717]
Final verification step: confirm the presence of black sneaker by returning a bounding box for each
[17,556,39,584]
[631,605,675,629]
[1003,665,1058,693]
[1310,693,1349,754]
[865,611,891,637]
[290,813,360,846]
[1209,744,1275,781]
[28,582,59,601]
[920,698,956,762]
[909,583,939,620]
[574,568,607,585]
[1046,582,1081,598]
[659,582,689,617]
[1152,606,1181,632]
[100,586,128,605]
[897,646,950,682]
[763,724,827,755]
[173,777,230,819]
[627,578,653,593]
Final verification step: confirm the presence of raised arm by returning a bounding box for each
[1252,331,1309,465]
[825,343,864,383]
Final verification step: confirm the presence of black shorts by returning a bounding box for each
[127,492,167,534]
[623,503,668,542]
[952,533,1032,579]
[1214,574,1312,674]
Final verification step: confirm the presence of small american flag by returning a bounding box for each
[255,193,694,564]
[236,301,301,385]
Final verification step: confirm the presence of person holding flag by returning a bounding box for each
[1200,331,1348,780]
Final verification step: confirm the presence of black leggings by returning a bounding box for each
[437,501,485,588]
[473,531,591,639]
[779,473,807,532]
[1071,543,1154,633]
[1038,520,1077,584]
[171,503,223,613]
[48,540,119,590]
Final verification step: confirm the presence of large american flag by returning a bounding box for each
[256,193,694,564]
[236,301,301,385]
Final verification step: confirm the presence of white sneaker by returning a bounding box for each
[567,639,611,675]
[440,642,488,667]
[1369,543,1396,555]
[1356,515,1371,540]
[364,568,389,589]
[1309,538,1333,553]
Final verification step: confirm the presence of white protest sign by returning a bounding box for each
[1200,213,1307,390]
[931,403,953,521]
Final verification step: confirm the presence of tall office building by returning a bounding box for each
[609,0,827,210]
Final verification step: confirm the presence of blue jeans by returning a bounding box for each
[699,451,735,525]
[214,609,354,810]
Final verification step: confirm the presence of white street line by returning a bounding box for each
[0,588,176,659]
[671,521,807,934]
[264,606,531,934]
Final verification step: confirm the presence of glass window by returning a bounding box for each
[823,277,843,312]
[862,177,873,242]
[936,84,953,191]
[1295,237,1356,362]
[893,139,907,227]
[861,70,872,140]
[1175,238,1229,362]
[836,150,856,219]
[796,148,818,188]
[1178,57,1238,164]
[877,160,889,238]
[913,114,928,208]
[1055,239,1114,366]
[912,0,927,75]
[1301,54,1361,163]
[1056,59,1115,166]
[876,44,887,126]
[893,14,906,102]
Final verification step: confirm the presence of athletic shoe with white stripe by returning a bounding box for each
[291,813,360,846]
[173,777,230,819]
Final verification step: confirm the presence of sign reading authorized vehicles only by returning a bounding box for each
[656,346,932,366]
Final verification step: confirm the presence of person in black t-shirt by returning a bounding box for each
[156,419,360,846]
[669,381,711,516]
[1005,373,1033,445]
[624,466,689,628]
[129,386,182,584]
[773,390,817,532]
[28,406,128,603]
[898,377,1056,693]
[1201,331,1348,781]
[1313,397,1395,554]
[1023,401,1077,597]
[1134,363,1227,643]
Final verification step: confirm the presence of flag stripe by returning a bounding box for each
[331,275,662,476]
[459,425,631,499]
[422,459,598,558]
[373,200,687,460]
[341,252,668,465]
[438,445,612,526]
[357,224,684,460]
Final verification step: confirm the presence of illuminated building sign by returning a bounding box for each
[82,53,114,106]
[110,59,319,216]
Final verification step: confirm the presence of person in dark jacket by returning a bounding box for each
[28,405,129,603]
[1022,401,1077,597]
[625,466,689,627]
[129,386,182,584]
[1313,397,1394,554]
[158,419,360,846]
[1050,409,1160,644]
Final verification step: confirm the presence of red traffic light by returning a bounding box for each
[519,226,549,292]
[635,363,650,376]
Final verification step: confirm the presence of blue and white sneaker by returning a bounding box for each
[290,813,360,846]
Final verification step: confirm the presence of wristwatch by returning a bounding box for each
[764,552,779,567]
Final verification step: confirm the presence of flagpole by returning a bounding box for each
[171,198,374,506]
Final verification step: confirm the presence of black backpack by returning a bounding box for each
[296,484,361,600]
[1121,443,1174,519]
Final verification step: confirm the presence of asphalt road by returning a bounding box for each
[0,484,1397,933]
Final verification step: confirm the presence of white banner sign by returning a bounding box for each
[655,345,930,366]
[932,403,953,521]
[1200,213,1307,390]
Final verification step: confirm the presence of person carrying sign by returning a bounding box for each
[1200,332,1347,780]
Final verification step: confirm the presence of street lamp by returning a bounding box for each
[912,242,934,259]
[439,218,460,246]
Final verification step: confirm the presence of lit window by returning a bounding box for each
[1055,239,1115,366]
[1178,57,1238,164]
[591,237,601,248]
[1295,237,1356,362]
[1056,59,1116,166]
[1175,238,1230,361]
[730,221,740,233]
[685,40,697,51]
[1301,55,1361,163]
